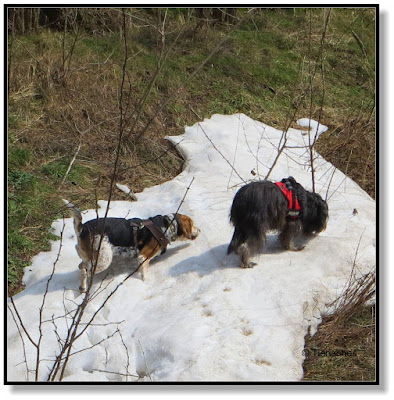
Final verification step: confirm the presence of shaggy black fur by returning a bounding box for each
[227,177,328,268]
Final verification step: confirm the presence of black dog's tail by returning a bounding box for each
[227,230,239,255]
[62,199,83,236]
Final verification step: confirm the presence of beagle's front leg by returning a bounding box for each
[137,255,150,281]
[137,237,160,281]
[78,261,89,292]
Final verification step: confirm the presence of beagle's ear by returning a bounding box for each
[174,214,200,240]
[174,213,187,237]
[173,213,183,236]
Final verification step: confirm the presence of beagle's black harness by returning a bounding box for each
[129,215,177,252]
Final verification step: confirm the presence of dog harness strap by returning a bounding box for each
[142,219,170,247]
[274,181,301,218]
[129,219,143,244]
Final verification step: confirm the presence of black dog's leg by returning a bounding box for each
[237,243,257,268]
[279,219,304,251]
[239,234,264,268]
[228,229,259,268]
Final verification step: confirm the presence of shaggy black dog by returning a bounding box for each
[227,177,328,268]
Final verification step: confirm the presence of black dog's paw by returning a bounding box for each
[290,244,305,252]
[241,261,257,268]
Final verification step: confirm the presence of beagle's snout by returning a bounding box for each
[192,227,201,240]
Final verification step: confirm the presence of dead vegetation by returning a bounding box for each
[316,103,376,198]
[302,304,375,381]
[303,244,376,382]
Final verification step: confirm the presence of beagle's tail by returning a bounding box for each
[62,199,83,236]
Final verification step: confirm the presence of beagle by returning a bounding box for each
[63,200,200,292]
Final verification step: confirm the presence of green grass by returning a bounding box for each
[8,148,31,169]
[40,159,90,185]
[7,170,61,293]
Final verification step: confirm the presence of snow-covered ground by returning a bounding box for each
[7,114,375,382]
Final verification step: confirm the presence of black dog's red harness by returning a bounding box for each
[275,179,301,219]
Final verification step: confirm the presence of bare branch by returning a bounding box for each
[7,305,30,380]
[9,297,38,349]
[198,122,245,184]
[90,369,138,379]
[138,339,153,382]
[135,9,258,141]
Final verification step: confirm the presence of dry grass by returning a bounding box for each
[302,304,375,381]
[9,29,184,204]
[316,103,376,199]
[303,265,376,382]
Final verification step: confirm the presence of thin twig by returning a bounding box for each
[135,9,258,141]
[59,114,117,187]
[49,9,132,382]
[138,339,152,382]
[198,123,245,184]
[91,369,138,378]
[7,305,30,380]
[34,220,65,380]
[351,29,367,57]
[306,8,331,192]
[118,329,131,381]
[123,8,188,145]
[9,297,38,349]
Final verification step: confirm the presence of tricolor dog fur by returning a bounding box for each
[227,177,328,268]
[63,200,200,292]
